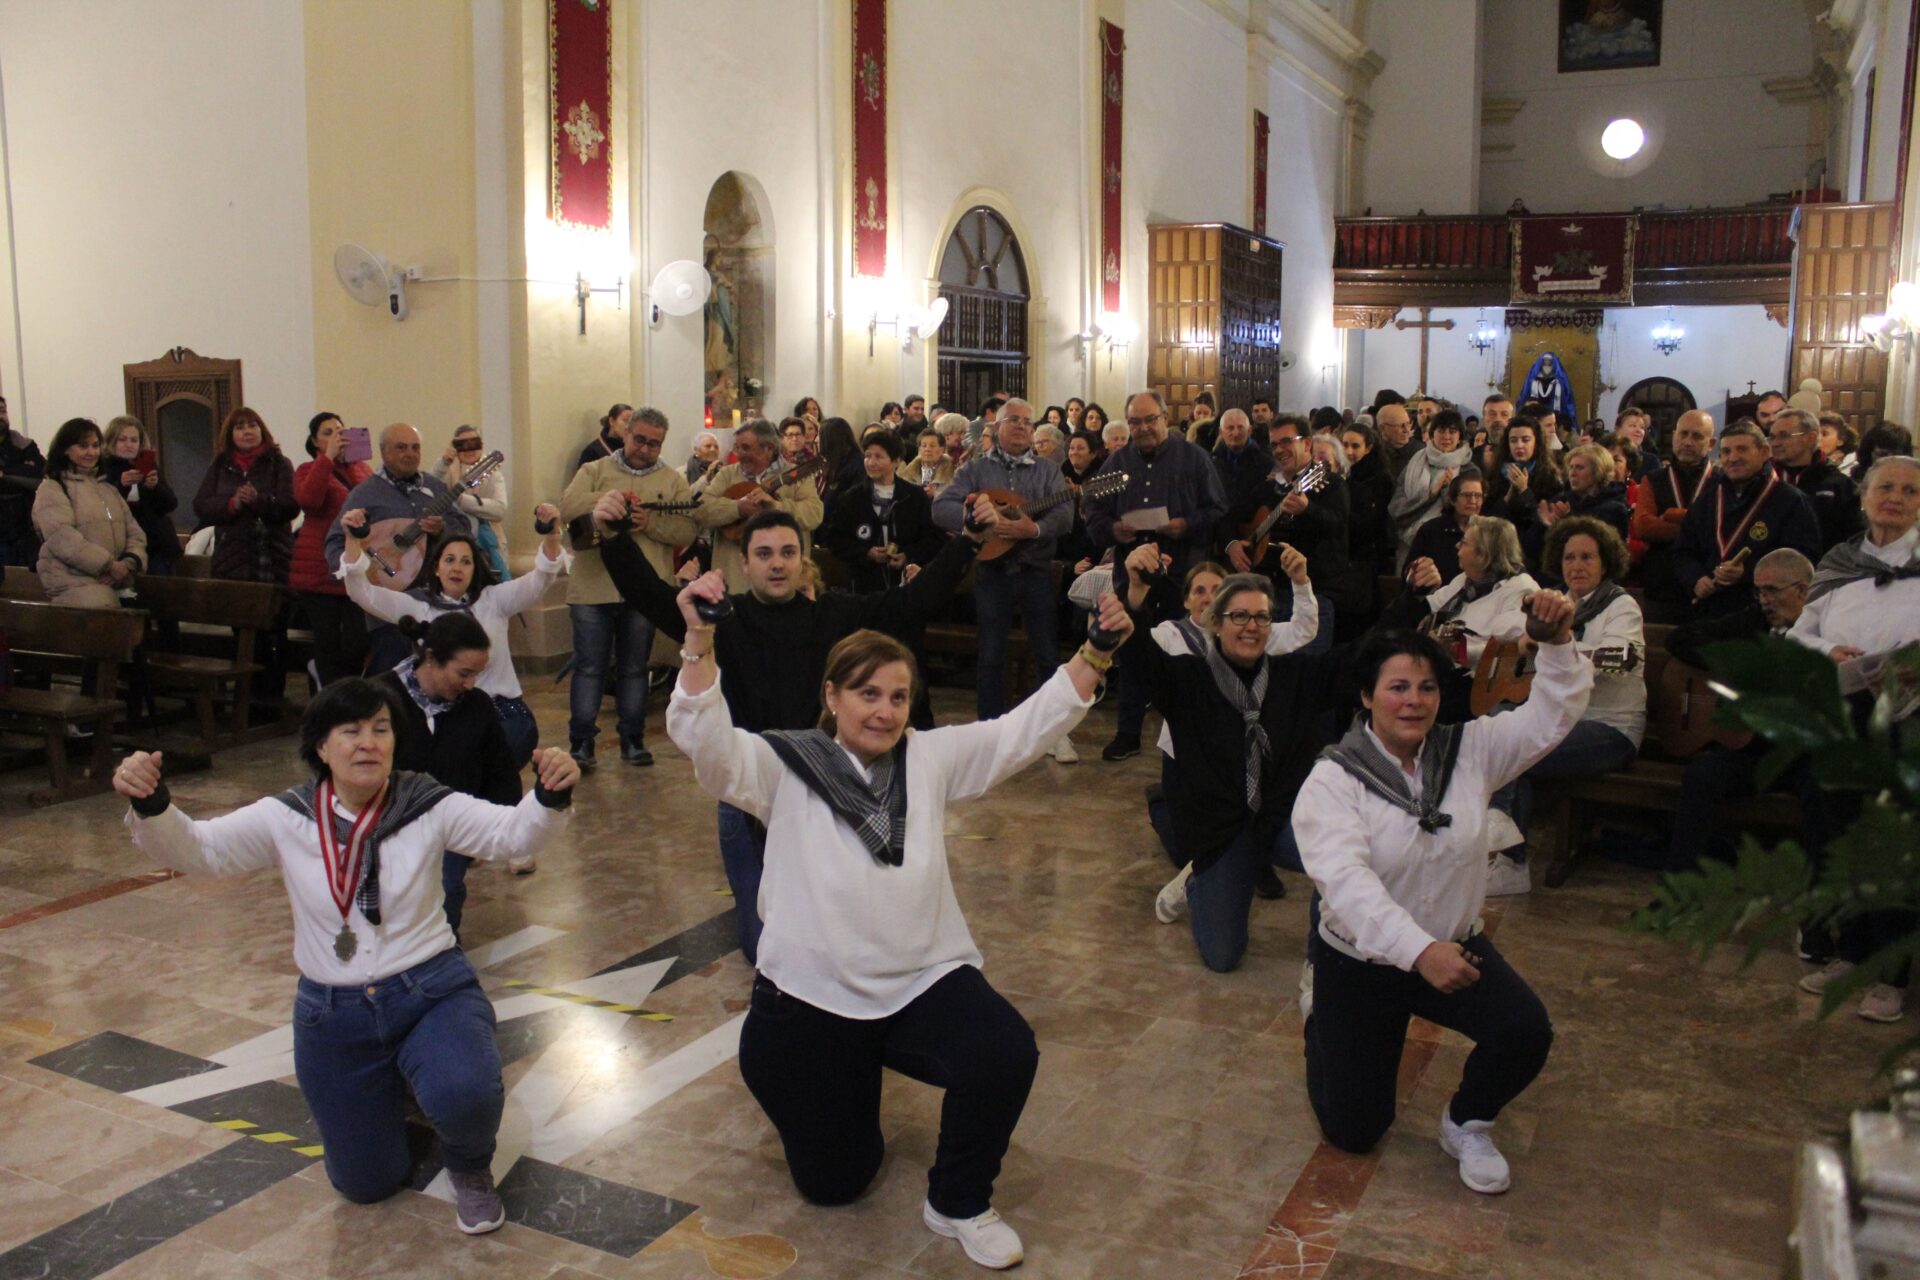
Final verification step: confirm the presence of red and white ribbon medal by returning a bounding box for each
[318,778,385,963]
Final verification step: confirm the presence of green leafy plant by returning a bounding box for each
[1631,636,1920,1070]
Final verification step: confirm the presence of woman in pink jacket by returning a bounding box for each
[291,413,372,685]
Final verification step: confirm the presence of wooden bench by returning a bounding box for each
[0,600,146,804]
[133,575,287,747]
[2,565,48,601]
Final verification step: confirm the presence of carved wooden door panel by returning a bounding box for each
[1788,203,1894,437]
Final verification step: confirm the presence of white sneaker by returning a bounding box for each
[508,856,537,876]
[1485,852,1531,897]
[1799,959,1855,995]
[1298,959,1314,1023]
[1438,1112,1510,1194]
[1050,736,1080,764]
[1859,984,1906,1023]
[1154,864,1193,923]
[923,1201,1023,1270]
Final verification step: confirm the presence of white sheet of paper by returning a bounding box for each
[1121,506,1171,532]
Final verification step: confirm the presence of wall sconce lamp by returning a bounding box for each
[575,272,625,336]
[1095,311,1138,370]
[1650,308,1684,357]
[1863,281,1920,354]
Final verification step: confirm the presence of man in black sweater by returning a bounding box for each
[591,489,999,961]
[379,612,521,939]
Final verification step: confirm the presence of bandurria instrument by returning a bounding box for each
[972,471,1130,562]
[567,495,706,551]
[358,452,504,589]
[716,458,827,543]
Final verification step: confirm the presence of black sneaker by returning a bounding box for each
[1101,734,1141,762]
[569,739,597,772]
[621,740,654,767]
[1255,867,1287,900]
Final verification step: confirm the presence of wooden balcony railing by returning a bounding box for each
[1636,207,1794,269]
[1334,216,1508,271]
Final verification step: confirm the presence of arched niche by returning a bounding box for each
[1620,375,1697,444]
[702,171,775,425]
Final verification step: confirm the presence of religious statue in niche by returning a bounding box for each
[1558,0,1661,73]
[1520,352,1576,421]
[702,172,772,422]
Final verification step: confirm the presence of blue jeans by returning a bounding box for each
[1147,753,1181,868]
[1490,719,1637,860]
[718,801,767,964]
[568,602,654,746]
[442,853,472,940]
[973,565,1059,720]
[1186,825,1277,973]
[292,949,502,1204]
[492,694,538,769]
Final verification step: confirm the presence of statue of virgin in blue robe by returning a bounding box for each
[1519,353,1575,421]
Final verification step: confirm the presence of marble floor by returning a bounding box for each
[0,678,1894,1279]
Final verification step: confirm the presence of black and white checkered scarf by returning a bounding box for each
[763,729,909,866]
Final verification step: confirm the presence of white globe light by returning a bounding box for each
[1601,118,1645,161]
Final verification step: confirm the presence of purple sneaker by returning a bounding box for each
[449,1168,506,1234]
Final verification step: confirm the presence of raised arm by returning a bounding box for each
[336,509,432,626]
[665,571,782,818]
[477,508,571,619]
[115,751,280,876]
[1462,592,1593,789]
[434,748,577,862]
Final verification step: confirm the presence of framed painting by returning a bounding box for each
[1558,0,1661,73]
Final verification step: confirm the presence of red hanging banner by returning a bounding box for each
[550,0,613,231]
[1509,214,1636,304]
[1099,20,1125,313]
[851,0,889,277]
[1253,110,1270,236]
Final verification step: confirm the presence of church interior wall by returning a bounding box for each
[0,0,316,441]
[1858,0,1915,203]
[1478,0,1823,214]
[1357,0,1483,216]
[1354,302,1789,429]
[1262,54,1347,409]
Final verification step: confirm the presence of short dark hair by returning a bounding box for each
[1483,393,1513,408]
[1371,390,1406,410]
[1447,466,1486,503]
[1251,395,1277,412]
[1194,391,1217,411]
[631,406,669,433]
[46,418,103,480]
[862,430,903,462]
[880,401,903,420]
[742,508,803,551]
[398,610,491,665]
[1355,628,1453,701]
[1269,414,1310,439]
[1309,406,1343,434]
[1859,421,1913,463]
[905,394,926,409]
[1430,409,1465,436]
[981,395,1008,417]
[1544,514,1629,584]
[918,427,943,444]
[1065,397,1086,412]
[1343,420,1379,450]
[299,678,405,776]
[1520,399,1551,419]
[1757,390,1787,406]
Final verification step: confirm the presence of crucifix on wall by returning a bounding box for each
[1394,307,1455,394]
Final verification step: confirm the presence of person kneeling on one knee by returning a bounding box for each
[1293,592,1590,1194]
[115,678,578,1234]
[665,567,1133,1270]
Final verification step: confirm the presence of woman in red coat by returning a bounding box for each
[292,412,372,685]
[193,406,299,714]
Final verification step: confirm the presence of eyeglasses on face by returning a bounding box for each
[454,439,484,451]
[1222,610,1274,628]
[1125,414,1164,429]
[629,434,665,449]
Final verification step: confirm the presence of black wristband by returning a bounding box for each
[534,517,557,536]
[534,781,573,810]
[130,785,171,818]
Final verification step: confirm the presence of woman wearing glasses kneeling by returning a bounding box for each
[113,680,579,1234]
[665,568,1132,1271]
[1292,594,1588,1196]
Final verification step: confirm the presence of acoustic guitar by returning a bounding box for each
[1237,462,1332,567]
[1469,636,1642,717]
[567,497,706,552]
[1653,660,1754,757]
[973,471,1130,563]
[358,452,505,590]
[716,457,827,543]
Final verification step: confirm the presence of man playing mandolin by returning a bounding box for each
[326,424,474,671]
[1226,414,1347,655]
[698,419,825,595]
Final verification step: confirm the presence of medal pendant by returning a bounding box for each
[334,924,357,962]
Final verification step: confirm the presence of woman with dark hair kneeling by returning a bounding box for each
[112,679,579,1233]
[666,568,1133,1271]
[380,613,523,937]
[1293,594,1588,1194]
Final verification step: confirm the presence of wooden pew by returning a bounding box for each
[132,575,288,747]
[0,600,145,804]
[2,565,48,601]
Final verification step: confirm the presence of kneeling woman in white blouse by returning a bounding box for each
[666,568,1132,1272]
[1293,592,1589,1195]
[113,680,579,1235]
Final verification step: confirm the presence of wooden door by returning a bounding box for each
[1788,203,1894,436]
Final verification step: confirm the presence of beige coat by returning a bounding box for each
[33,472,147,607]
[559,456,700,606]
[698,461,824,593]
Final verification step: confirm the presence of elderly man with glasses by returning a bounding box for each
[1768,407,1861,554]
[1084,390,1230,760]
